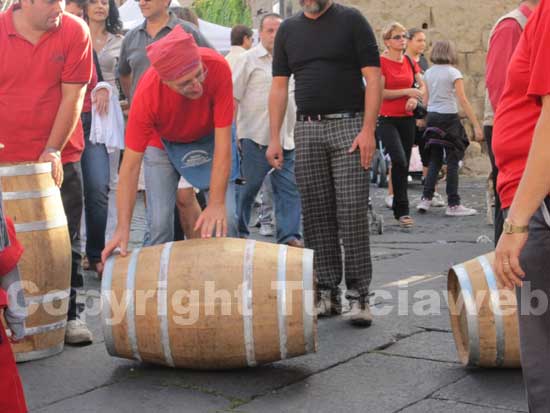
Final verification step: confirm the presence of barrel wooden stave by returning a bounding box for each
[448,252,520,368]
[0,163,71,362]
[103,238,317,369]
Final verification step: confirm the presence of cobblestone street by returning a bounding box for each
[19,177,527,412]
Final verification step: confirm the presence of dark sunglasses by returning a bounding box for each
[391,34,408,40]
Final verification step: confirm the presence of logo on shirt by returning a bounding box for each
[51,54,65,64]
[180,150,211,168]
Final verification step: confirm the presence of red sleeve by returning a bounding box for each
[62,16,93,84]
[0,217,23,277]
[486,19,523,111]
[125,76,159,152]
[414,60,421,74]
[212,60,234,128]
[527,8,550,103]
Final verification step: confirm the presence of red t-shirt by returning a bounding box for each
[493,0,550,209]
[486,4,532,112]
[0,6,93,164]
[125,48,234,152]
[380,55,419,117]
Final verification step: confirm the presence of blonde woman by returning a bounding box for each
[377,22,425,228]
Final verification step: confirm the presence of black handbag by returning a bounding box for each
[404,55,427,119]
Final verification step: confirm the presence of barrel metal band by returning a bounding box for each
[478,255,505,367]
[242,239,256,367]
[0,163,51,177]
[453,264,480,366]
[25,320,67,336]
[127,248,142,361]
[277,244,288,360]
[101,255,117,356]
[14,216,67,233]
[158,242,175,367]
[26,288,70,305]
[302,248,315,354]
[15,342,64,363]
[2,187,59,201]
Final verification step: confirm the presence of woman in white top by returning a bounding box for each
[416,40,483,216]
[81,0,123,276]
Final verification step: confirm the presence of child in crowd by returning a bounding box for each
[417,40,482,216]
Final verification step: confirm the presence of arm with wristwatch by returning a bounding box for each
[494,95,550,289]
[38,82,87,187]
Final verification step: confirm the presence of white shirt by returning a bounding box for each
[224,45,248,71]
[232,43,296,149]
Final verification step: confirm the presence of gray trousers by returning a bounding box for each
[509,200,550,412]
[294,116,372,300]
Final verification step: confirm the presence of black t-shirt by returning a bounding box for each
[273,3,380,115]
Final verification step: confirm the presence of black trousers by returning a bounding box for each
[377,116,416,219]
[484,125,504,245]
[60,162,84,321]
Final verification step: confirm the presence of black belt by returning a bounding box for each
[297,112,363,122]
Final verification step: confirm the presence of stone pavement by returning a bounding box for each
[18,177,527,412]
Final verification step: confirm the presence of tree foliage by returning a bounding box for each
[193,0,252,27]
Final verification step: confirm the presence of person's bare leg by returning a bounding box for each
[176,188,201,239]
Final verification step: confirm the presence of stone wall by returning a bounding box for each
[340,0,518,136]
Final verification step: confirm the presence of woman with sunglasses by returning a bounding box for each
[377,22,425,228]
[81,0,124,277]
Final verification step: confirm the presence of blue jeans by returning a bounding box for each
[80,112,110,263]
[237,139,302,244]
[143,146,238,246]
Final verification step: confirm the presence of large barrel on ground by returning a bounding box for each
[0,163,72,362]
[448,252,520,368]
[101,238,317,369]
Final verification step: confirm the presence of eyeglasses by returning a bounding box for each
[390,34,408,40]
[179,67,208,92]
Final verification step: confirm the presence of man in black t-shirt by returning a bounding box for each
[267,0,381,327]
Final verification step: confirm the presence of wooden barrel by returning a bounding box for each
[101,238,317,369]
[448,252,520,368]
[0,163,72,362]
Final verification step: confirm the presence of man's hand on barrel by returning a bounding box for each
[101,227,130,264]
[494,232,527,290]
[194,202,227,238]
[38,148,63,187]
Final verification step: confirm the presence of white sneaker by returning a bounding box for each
[384,195,393,209]
[259,223,274,237]
[344,300,373,327]
[446,205,478,217]
[431,192,446,207]
[416,198,431,213]
[65,319,93,345]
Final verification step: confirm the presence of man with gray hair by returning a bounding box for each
[233,13,302,247]
[268,0,381,326]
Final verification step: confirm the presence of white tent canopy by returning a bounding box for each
[118,0,234,54]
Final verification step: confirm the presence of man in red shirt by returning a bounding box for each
[103,26,237,260]
[492,0,549,409]
[483,0,538,244]
[0,0,94,343]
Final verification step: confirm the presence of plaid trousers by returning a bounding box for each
[294,116,372,300]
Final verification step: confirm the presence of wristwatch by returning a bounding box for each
[503,219,528,234]
[43,147,61,159]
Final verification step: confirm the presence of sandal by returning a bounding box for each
[398,215,414,228]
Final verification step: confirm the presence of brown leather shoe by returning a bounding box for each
[286,239,304,248]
